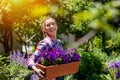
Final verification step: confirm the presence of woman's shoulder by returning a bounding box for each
[38,37,52,46]
[37,39,48,50]
[38,38,61,45]
[38,38,48,44]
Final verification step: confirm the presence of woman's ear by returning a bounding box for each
[43,28,46,33]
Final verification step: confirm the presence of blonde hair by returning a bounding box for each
[41,16,56,37]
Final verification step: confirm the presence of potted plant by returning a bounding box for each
[36,48,81,79]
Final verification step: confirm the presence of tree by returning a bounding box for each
[0,0,48,53]
[67,1,120,50]
[0,0,13,53]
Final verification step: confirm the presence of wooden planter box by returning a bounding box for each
[36,61,80,79]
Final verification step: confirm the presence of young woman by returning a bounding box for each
[27,17,64,80]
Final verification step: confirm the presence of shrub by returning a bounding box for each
[9,50,31,80]
[74,51,105,80]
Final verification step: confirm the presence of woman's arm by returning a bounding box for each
[27,50,45,78]
[27,50,39,69]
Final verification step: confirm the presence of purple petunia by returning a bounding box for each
[36,48,81,66]
[108,60,120,79]
[116,71,120,79]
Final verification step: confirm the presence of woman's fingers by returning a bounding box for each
[38,72,45,78]
[37,69,45,78]
[39,69,44,74]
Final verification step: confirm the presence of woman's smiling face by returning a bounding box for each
[44,18,58,37]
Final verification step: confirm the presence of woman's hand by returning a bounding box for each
[32,66,55,80]
[36,69,45,78]
[32,66,45,78]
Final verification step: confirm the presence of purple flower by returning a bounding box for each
[108,61,115,68]
[114,60,120,68]
[37,48,81,66]
[10,50,27,66]
[108,60,120,79]
[30,73,39,80]
[116,71,120,79]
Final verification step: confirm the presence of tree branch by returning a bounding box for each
[26,34,36,42]
[67,29,99,48]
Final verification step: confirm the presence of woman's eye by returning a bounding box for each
[47,24,50,27]
[51,22,56,25]
[46,22,56,27]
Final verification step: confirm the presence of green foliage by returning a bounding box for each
[74,51,106,80]
[9,50,33,80]
[64,74,74,80]
[0,52,10,80]
[75,1,120,36]
[103,68,116,80]
[108,54,120,62]
[93,36,103,50]
[86,73,104,80]
[14,18,43,46]
[58,0,93,12]
[92,48,108,62]
[56,0,93,33]
[9,62,31,80]
[105,30,120,55]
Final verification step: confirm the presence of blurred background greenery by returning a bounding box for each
[0,0,120,80]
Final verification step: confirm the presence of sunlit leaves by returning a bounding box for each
[30,5,49,18]
[9,0,27,7]
[14,19,42,45]
[0,0,11,24]
[73,1,120,32]
[50,5,58,13]
[74,11,93,26]
[59,0,93,12]
[103,2,120,22]
[57,0,94,32]
[109,30,120,46]
[93,36,102,49]
[57,8,68,17]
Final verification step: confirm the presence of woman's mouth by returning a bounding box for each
[50,29,56,32]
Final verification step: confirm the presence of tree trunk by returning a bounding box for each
[3,26,13,53]
[3,31,10,53]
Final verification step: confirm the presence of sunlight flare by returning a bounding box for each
[30,5,49,18]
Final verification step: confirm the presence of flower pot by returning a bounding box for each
[36,61,80,79]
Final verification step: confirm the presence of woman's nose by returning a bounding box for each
[50,23,54,28]
[50,24,53,28]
